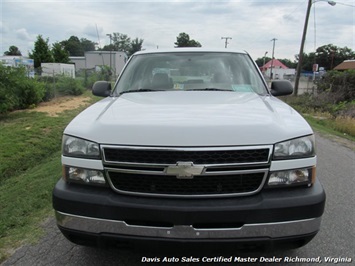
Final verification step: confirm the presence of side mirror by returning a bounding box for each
[270,80,293,96]
[92,81,111,97]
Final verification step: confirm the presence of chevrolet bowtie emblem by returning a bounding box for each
[166,162,204,179]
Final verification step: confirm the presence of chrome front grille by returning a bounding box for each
[102,145,272,198]
[104,147,270,165]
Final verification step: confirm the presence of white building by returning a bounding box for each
[0,56,35,77]
[41,63,76,78]
[260,59,295,80]
[70,51,127,78]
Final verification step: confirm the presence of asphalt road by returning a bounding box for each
[2,133,354,266]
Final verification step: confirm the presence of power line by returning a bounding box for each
[335,1,355,7]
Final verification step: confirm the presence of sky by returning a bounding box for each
[1,0,354,61]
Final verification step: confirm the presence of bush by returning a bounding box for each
[0,87,17,114]
[0,65,20,113]
[0,64,86,114]
[317,70,355,103]
[283,70,355,119]
[17,78,45,109]
[55,76,85,96]
[36,75,86,101]
[77,66,113,89]
[282,74,355,137]
[0,65,45,114]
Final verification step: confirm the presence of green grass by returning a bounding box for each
[303,115,355,142]
[282,95,355,140]
[0,152,62,261]
[1,111,71,181]
[0,92,98,182]
[0,90,100,262]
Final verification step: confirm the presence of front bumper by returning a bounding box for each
[56,211,321,240]
[53,178,325,244]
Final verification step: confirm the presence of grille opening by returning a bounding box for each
[104,148,270,165]
[108,172,264,196]
[205,166,268,172]
[108,165,165,172]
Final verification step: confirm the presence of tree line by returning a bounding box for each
[3,32,202,69]
[4,33,145,69]
[255,44,354,72]
[4,32,354,72]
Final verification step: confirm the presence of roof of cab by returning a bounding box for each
[133,48,248,55]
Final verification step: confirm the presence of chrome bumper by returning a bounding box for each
[55,211,321,239]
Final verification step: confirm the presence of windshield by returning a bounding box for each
[113,52,268,95]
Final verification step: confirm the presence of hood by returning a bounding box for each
[64,91,313,146]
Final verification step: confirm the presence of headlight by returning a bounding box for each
[63,166,106,185]
[62,135,100,159]
[267,167,316,187]
[274,135,315,160]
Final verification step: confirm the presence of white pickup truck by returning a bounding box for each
[53,49,325,250]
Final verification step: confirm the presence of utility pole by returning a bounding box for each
[294,0,312,96]
[294,0,336,96]
[270,38,277,80]
[106,34,112,77]
[263,51,268,73]
[221,37,232,48]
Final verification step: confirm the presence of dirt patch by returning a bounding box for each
[32,96,91,117]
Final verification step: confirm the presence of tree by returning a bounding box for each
[4,45,22,56]
[315,44,355,71]
[295,44,355,72]
[100,44,115,52]
[255,57,296,69]
[279,58,297,69]
[295,52,315,72]
[29,35,53,68]
[174,32,202,47]
[52,42,70,63]
[61,36,84,56]
[80,38,96,52]
[100,33,144,56]
[255,57,271,67]
[112,33,131,52]
[59,36,96,56]
[128,37,144,56]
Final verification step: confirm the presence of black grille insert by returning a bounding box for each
[108,172,264,196]
[104,148,270,165]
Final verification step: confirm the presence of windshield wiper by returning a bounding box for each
[119,89,164,95]
[187,88,233,91]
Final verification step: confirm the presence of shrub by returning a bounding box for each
[17,78,45,109]
[317,70,355,102]
[0,65,19,113]
[0,86,17,114]
[55,76,85,96]
[77,66,113,89]
[36,75,86,100]
[335,102,355,118]
[0,65,45,114]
